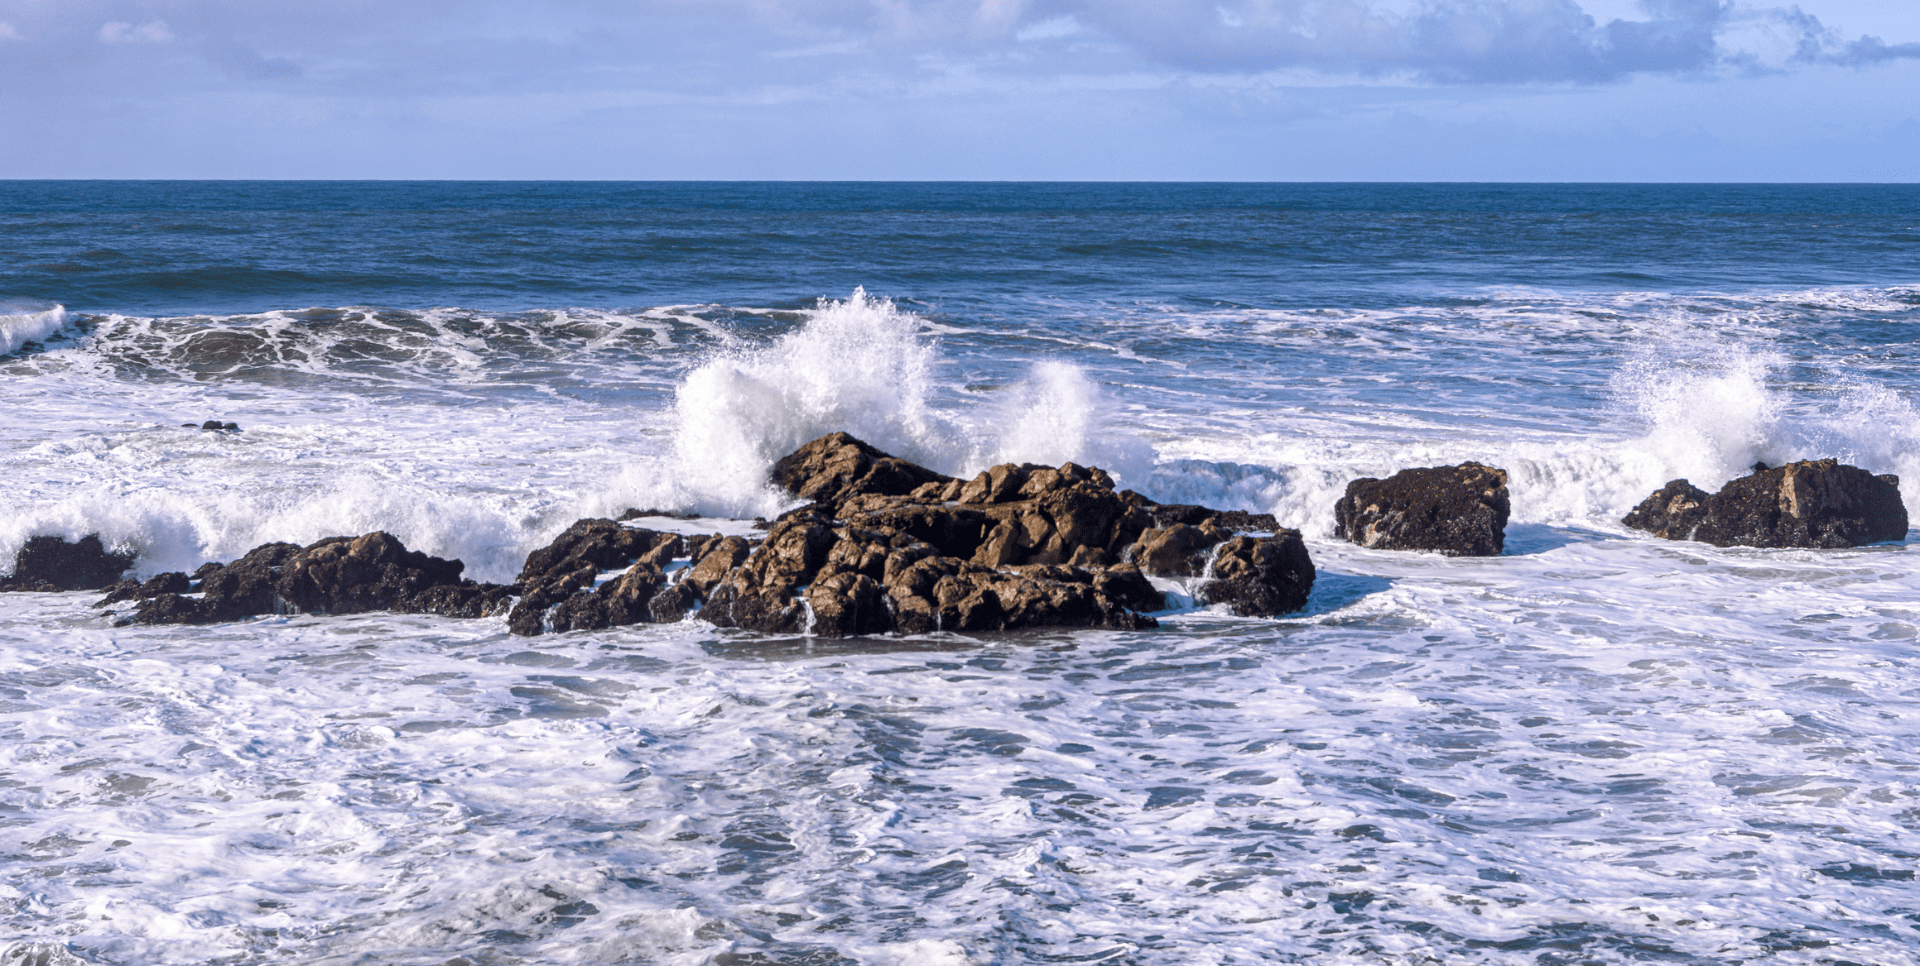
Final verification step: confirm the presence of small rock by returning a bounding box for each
[1199,533,1315,617]
[1334,463,1510,557]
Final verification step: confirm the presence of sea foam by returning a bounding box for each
[0,302,66,356]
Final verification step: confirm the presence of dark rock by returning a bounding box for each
[1127,523,1227,577]
[1624,459,1908,548]
[1620,479,1712,540]
[648,580,702,623]
[618,507,699,521]
[1334,463,1510,557]
[120,534,500,626]
[1,534,136,592]
[1093,564,1167,613]
[1199,533,1315,617]
[806,572,894,637]
[397,582,516,619]
[770,431,954,507]
[543,564,669,633]
[678,433,1312,638]
[199,420,240,431]
[518,518,671,584]
[276,532,467,615]
[96,571,190,607]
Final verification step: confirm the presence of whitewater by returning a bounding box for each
[3,182,1919,964]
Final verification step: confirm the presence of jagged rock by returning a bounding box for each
[118,534,502,626]
[1623,459,1907,548]
[1,534,136,592]
[685,433,1313,637]
[543,564,669,633]
[770,431,954,507]
[1620,479,1712,540]
[807,572,894,637]
[96,571,190,607]
[1334,463,1510,557]
[518,518,669,584]
[1199,533,1315,617]
[1092,564,1167,613]
[276,532,466,614]
[1146,504,1281,532]
[1128,523,1227,577]
[509,522,711,636]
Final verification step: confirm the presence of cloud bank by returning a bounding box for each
[0,0,1911,97]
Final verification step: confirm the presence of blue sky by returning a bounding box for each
[1,0,1916,180]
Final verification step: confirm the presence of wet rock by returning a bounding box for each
[1146,504,1281,532]
[681,433,1312,638]
[806,572,894,637]
[276,532,467,615]
[770,431,954,507]
[543,564,669,633]
[1127,523,1227,577]
[1623,459,1907,548]
[1199,533,1315,617]
[1620,479,1712,540]
[96,571,190,607]
[507,520,691,636]
[518,518,670,584]
[1334,463,1511,557]
[1,534,136,592]
[397,582,516,619]
[1092,564,1167,613]
[118,533,502,626]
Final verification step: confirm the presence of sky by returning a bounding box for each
[0,0,1916,180]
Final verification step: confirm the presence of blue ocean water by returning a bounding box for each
[2,182,1920,965]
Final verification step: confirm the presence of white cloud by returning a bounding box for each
[0,22,19,41]
[98,19,174,45]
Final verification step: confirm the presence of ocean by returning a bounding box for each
[2,181,1919,965]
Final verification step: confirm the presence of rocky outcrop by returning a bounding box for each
[771,431,955,507]
[83,432,1319,637]
[684,433,1315,636]
[506,519,723,636]
[1,535,135,592]
[1623,459,1908,548]
[104,532,511,625]
[1334,463,1510,557]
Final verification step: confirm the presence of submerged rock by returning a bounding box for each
[107,532,510,626]
[1,534,136,592]
[1623,459,1907,548]
[1334,463,1511,557]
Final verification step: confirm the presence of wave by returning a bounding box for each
[0,302,67,356]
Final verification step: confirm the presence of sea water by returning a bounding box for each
[2,182,1918,964]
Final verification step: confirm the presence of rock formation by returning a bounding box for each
[102,532,511,625]
[1,535,135,592]
[1623,459,1907,548]
[1334,462,1510,557]
[89,432,1316,638]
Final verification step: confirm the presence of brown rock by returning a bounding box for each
[1334,463,1510,557]
[1128,524,1225,577]
[806,572,894,637]
[1624,459,1907,548]
[1199,533,1315,617]
[770,431,954,507]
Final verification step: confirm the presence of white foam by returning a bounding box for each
[0,303,66,356]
